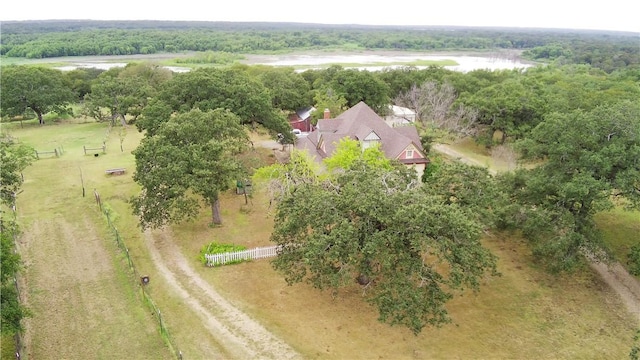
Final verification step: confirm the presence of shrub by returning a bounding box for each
[628,244,640,276]
[198,242,247,266]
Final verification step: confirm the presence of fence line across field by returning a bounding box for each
[34,148,63,159]
[94,190,182,359]
[205,245,281,266]
[84,144,106,155]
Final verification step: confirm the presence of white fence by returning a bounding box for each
[205,245,281,267]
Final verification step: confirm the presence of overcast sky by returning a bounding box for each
[1,0,638,33]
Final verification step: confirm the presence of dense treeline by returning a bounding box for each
[1,20,638,72]
[1,134,35,337]
[2,60,639,143]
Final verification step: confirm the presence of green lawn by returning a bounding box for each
[596,208,640,269]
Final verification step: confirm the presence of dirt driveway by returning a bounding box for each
[143,227,300,359]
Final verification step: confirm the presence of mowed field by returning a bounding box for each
[4,117,638,359]
[6,119,172,359]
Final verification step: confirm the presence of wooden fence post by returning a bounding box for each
[94,189,101,211]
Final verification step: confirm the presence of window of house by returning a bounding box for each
[362,131,380,151]
[405,149,414,159]
[362,139,379,150]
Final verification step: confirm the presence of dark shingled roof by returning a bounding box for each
[296,101,426,164]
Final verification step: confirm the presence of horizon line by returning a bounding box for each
[1,19,638,34]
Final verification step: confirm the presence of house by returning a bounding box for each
[296,102,429,179]
[288,106,316,132]
[384,105,416,127]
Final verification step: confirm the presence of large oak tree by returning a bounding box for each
[329,68,390,114]
[83,64,171,125]
[0,66,75,124]
[258,150,497,334]
[131,108,249,228]
[155,67,292,137]
[255,66,312,112]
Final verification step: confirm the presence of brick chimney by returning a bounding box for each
[323,108,331,119]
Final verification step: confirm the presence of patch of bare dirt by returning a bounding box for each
[590,261,640,323]
[143,227,300,359]
[432,143,496,175]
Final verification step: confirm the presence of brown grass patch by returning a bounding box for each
[172,192,636,359]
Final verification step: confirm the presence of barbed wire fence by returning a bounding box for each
[94,190,183,360]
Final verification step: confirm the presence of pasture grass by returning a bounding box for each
[2,118,172,359]
[445,137,513,172]
[596,208,640,272]
[179,196,637,359]
[4,120,637,359]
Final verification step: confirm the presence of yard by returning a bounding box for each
[3,117,637,359]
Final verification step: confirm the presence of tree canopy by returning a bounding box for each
[255,66,312,112]
[257,151,497,334]
[0,134,35,335]
[323,138,393,173]
[155,67,292,137]
[84,68,153,125]
[328,69,391,114]
[0,66,75,124]
[498,100,640,272]
[131,108,249,228]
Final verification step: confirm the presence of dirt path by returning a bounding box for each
[590,261,640,322]
[431,143,497,175]
[432,142,640,324]
[143,228,300,359]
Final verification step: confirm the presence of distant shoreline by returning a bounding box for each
[7,48,530,67]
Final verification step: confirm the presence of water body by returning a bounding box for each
[254,53,533,72]
[54,52,533,73]
[55,62,191,73]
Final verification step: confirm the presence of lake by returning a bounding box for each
[53,51,534,73]
[55,62,191,73]
[247,52,534,72]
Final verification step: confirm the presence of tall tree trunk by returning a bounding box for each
[32,107,44,125]
[210,196,222,225]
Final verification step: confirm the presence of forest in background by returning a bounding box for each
[1,20,639,72]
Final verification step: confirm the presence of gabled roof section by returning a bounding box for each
[394,125,423,150]
[362,130,381,141]
[296,101,426,162]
